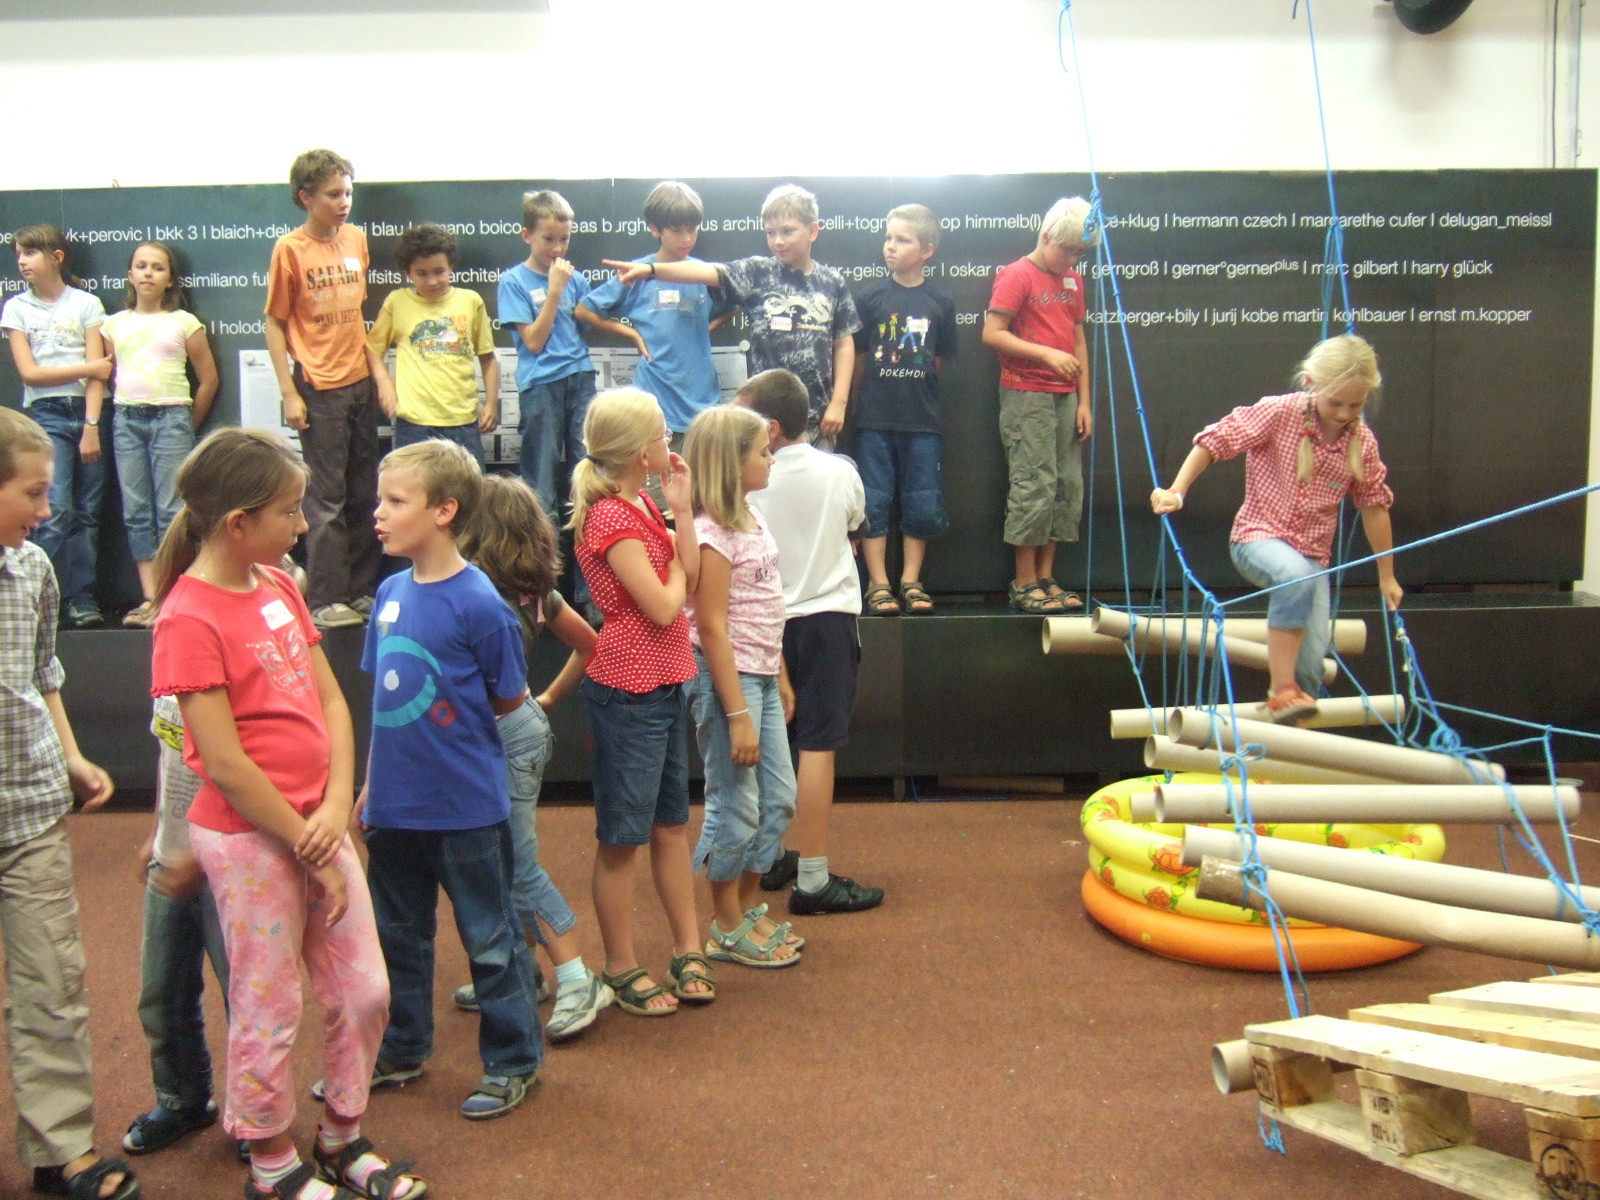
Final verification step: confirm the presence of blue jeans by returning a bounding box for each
[365,823,542,1077]
[393,417,486,469]
[137,881,229,1112]
[30,397,107,610]
[684,652,796,881]
[1231,538,1331,697]
[581,678,690,846]
[517,372,596,517]
[855,429,949,541]
[500,696,575,941]
[113,405,195,562]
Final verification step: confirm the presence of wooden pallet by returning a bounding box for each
[1233,975,1600,1200]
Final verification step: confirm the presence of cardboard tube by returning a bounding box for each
[1212,1040,1255,1094]
[1144,735,1398,786]
[1127,792,1158,822]
[1091,607,1337,685]
[1040,617,1131,656]
[1110,696,1406,740]
[1167,709,1505,786]
[1156,783,1577,824]
[1196,858,1600,970]
[1184,826,1600,923]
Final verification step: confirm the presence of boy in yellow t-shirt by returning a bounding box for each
[367,224,500,468]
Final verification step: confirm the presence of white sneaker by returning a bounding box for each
[312,602,366,629]
[546,971,613,1041]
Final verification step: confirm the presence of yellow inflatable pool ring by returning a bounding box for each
[1081,774,1445,925]
[1079,774,1443,970]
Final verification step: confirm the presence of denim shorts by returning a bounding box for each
[855,428,949,541]
[581,677,690,846]
[1230,538,1331,697]
[499,695,576,939]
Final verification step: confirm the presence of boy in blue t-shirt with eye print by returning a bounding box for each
[357,439,542,1123]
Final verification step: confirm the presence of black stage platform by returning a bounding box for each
[63,590,1600,794]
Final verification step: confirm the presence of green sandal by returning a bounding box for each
[600,967,676,1016]
[706,913,802,969]
[1007,580,1066,615]
[1035,576,1083,610]
[744,902,804,950]
[863,582,900,616]
[667,951,717,1004]
[898,581,934,614]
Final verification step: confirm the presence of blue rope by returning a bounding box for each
[1292,0,1355,335]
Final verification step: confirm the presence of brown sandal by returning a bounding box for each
[898,581,934,614]
[864,583,901,616]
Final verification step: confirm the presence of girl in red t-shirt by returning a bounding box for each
[150,429,421,1200]
[1151,334,1402,725]
[569,388,716,1015]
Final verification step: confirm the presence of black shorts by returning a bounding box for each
[783,612,860,752]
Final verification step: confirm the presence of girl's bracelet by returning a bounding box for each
[725,708,749,718]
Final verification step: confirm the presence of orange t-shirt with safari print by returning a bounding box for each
[265,224,370,390]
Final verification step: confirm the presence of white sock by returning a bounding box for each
[797,856,830,893]
[554,956,588,993]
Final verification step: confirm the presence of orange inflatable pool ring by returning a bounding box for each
[1079,869,1421,971]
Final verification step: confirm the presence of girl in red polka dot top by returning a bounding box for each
[568,389,715,1014]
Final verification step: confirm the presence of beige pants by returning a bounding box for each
[1,819,95,1168]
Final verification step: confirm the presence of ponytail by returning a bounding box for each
[150,428,307,607]
[565,388,663,538]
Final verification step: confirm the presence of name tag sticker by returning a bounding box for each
[260,598,295,630]
[658,289,680,307]
[378,600,401,623]
[531,289,547,305]
[770,315,793,331]
[344,257,362,273]
[1066,276,1079,291]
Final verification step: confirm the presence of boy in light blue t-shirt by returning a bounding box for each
[580,181,727,444]
[495,189,644,517]
[358,440,542,1122]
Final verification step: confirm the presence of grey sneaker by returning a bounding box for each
[454,965,550,1012]
[349,595,376,617]
[547,971,614,1041]
[311,602,365,629]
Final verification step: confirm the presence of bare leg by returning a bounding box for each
[592,842,674,1009]
[1038,541,1057,583]
[647,824,710,996]
[535,916,578,968]
[863,536,890,587]
[1012,545,1040,588]
[792,749,835,860]
[901,535,927,585]
[135,560,157,602]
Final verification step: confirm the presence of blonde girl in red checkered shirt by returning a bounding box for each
[1151,334,1402,724]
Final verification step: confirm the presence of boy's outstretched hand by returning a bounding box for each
[602,259,652,285]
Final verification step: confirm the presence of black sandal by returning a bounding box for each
[863,582,900,616]
[313,1133,426,1200]
[898,581,934,614]
[121,1101,218,1155]
[33,1156,140,1200]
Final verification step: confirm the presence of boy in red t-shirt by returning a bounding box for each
[981,196,1097,615]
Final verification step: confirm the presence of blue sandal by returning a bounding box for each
[707,913,802,968]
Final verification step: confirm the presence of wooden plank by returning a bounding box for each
[1352,1003,1600,1063]
[1245,1015,1600,1116]
[1251,1045,1334,1108]
[1356,1068,1475,1156]
[1529,973,1600,989]
[1434,982,1600,1024]
[1265,1099,1542,1199]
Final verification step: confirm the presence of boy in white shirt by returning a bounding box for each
[738,370,883,914]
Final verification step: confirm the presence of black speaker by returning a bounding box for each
[1391,0,1475,34]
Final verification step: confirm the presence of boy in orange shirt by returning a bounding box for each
[264,148,386,630]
